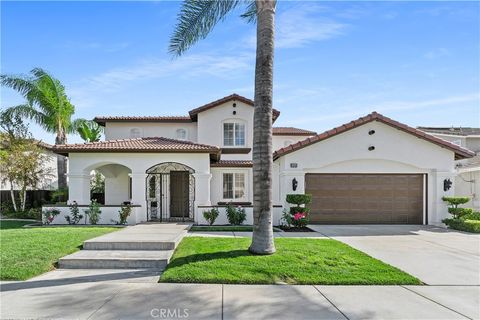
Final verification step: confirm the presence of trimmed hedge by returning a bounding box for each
[443,218,480,233]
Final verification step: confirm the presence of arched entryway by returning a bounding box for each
[146,162,195,221]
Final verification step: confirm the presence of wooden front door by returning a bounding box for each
[170,171,189,218]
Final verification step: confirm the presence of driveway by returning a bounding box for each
[308,225,480,285]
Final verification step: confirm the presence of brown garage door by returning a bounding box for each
[305,174,424,224]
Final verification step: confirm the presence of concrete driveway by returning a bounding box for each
[308,225,480,285]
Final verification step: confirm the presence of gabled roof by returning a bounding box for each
[94,116,192,126]
[273,127,316,136]
[188,93,281,122]
[273,112,475,160]
[417,127,480,137]
[51,137,221,160]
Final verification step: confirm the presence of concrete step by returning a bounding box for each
[58,250,174,269]
[82,231,186,251]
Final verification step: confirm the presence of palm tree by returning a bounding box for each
[77,120,103,142]
[170,0,277,254]
[0,68,82,189]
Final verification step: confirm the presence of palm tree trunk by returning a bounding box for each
[56,134,68,189]
[249,0,276,255]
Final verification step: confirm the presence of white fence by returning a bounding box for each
[42,205,140,225]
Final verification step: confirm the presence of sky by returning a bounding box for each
[1,0,479,144]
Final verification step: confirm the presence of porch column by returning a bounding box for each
[67,173,91,205]
[130,173,147,223]
[193,172,212,206]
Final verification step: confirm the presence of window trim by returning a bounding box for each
[176,128,188,140]
[222,171,247,200]
[130,127,142,138]
[222,120,246,147]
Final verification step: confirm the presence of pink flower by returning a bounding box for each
[293,213,305,221]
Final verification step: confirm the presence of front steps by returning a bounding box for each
[58,223,190,270]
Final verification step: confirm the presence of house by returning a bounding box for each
[418,127,480,210]
[44,94,474,226]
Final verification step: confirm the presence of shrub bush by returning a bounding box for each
[203,208,219,226]
[4,208,42,220]
[226,205,246,225]
[116,204,132,225]
[65,201,83,225]
[51,188,69,204]
[442,196,471,219]
[85,199,102,225]
[462,211,480,221]
[286,194,312,206]
[284,194,311,227]
[42,208,60,225]
[443,218,480,233]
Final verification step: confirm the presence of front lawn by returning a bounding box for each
[160,237,421,285]
[0,220,117,280]
[190,225,281,232]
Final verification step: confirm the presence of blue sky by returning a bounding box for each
[1,1,479,144]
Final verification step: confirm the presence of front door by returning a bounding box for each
[170,171,189,217]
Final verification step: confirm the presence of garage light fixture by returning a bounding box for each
[292,178,298,191]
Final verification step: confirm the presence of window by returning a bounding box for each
[176,128,187,140]
[223,122,245,146]
[130,128,142,138]
[223,173,245,199]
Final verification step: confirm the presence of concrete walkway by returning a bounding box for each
[1,281,478,319]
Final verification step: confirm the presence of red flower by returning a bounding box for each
[293,212,305,221]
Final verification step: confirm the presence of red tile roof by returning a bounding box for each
[94,116,192,126]
[210,160,253,168]
[273,127,316,136]
[52,137,221,159]
[188,93,281,122]
[273,112,475,160]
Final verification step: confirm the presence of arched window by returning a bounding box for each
[130,128,142,138]
[176,128,187,140]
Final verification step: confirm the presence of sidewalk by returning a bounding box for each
[1,281,478,319]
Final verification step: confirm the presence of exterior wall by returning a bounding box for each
[455,170,480,209]
[272,135,312,152]
[197,100,254,161]
[104,122,198,142]
[196,206,284,226]
[210,167,253,204]
[466,137,480,153]
[274,121,457,225]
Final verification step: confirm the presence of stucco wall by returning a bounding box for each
[455,170,480,209]
[273,121,457,225]
[272,135,311,152]
[104,122,198,142]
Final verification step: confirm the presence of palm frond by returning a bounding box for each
[169,0,242,56]
[0,74,36,97]
[240,1,256,23]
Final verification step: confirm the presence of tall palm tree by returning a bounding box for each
[0,68,82,189]
[170,0,277,254]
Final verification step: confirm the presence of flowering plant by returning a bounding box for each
[291,211,308,228]
[42,208,60,225]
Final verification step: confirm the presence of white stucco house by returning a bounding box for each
[418,127,480,210]
[44,94,474,226]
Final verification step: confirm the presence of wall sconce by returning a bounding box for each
[444,179,452,191]
[368,146,375,151]
[368,130,376,135]
[292,178,298,191]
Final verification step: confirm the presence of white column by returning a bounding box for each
[67,173,91,205]
[193,173,212,206]
[130,173,147,223]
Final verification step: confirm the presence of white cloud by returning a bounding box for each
[424,48,451,60]
[276,4,348,49]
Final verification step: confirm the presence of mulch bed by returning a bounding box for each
[277,226,315,232]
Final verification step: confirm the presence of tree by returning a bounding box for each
[170,0,276,254]
[77,120,103,142]
[0,68,83,189]
[0,111,53,211]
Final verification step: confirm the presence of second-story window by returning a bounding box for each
[130,128,142,138]
[224,122,245,146]
[176,128,187,140]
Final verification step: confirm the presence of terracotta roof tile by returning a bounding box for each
[94,116,191,126]
[272,127,316,136]
[210,160,253,167]
[51,137,220,159]
[273,112,475,160]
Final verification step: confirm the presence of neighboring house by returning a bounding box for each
[45,94,474,226]
[418,127,480,210]
[0,141,60,191]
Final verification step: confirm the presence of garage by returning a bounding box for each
[305,173,424,224]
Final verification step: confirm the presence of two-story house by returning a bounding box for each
[47,94,474,226]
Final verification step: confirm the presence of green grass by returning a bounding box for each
[160,237,421,285]
[0,220,118,280]
[190,225,280,232]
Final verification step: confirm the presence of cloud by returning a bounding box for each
[424,48,451,60]
[275,4,348,49]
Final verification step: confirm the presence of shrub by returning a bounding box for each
[281,208,293,227]
[292,211,309,228]
[65,201,83,225]
[442,196,471,219]
[285,194,311,227]
[115,204,132,225]
[462,211,480,221]
[226,205,246,225]
[42,208,60,225]
[85,199,102,225]
[286,194,312,206]
[443,218,480,233]
[51,188,69,204]
[203,208,219,226]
